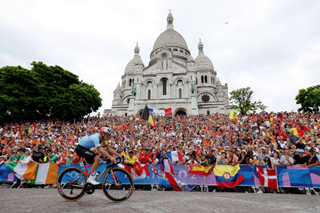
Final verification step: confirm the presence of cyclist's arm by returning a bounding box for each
[97,147,114,159]
[106,145,121,158]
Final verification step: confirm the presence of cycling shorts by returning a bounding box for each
[75,145,98,164]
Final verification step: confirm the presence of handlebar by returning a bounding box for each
[100,156,123,166]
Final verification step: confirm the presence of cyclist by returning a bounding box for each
[75,127,121,185]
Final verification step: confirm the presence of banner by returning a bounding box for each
[1,163,320,188]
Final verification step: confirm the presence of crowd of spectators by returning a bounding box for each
[1,111,320,190]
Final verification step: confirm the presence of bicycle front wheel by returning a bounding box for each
[102,167,134,202]
[57,167,87,201]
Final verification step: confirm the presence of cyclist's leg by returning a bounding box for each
[75,145,100,175]
[89,155,100,175]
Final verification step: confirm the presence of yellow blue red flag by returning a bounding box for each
[213,165,244,188]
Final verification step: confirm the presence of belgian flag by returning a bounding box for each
[141,105,157,130]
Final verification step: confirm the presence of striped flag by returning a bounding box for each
[6,162,38,181]
[27,163,59,185]
[187,164,212,176]
[255,166,278,190]
[160,159,175,176]
[141,105,157,130]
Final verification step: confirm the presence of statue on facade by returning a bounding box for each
[131,83,136,97]
[190,81,195,95]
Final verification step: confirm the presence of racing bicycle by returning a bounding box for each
[57,157,134,202]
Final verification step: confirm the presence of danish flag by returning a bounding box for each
[255,166,278,190]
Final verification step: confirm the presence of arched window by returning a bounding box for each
[179,88,182,99]
[162,79,167,95]
[132,79,134,83]
[207,111,210,115]
[129,79,132,86]
[191,76,192,80]
[201,76,204,83]
[196,77,198,85]
[148,90,151,100]
[205,76,207,83]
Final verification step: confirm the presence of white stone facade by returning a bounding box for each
[104,12,230,116]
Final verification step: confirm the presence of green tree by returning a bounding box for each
[295,85,320,112]
[229,87,267,114]
[0,61,102,122]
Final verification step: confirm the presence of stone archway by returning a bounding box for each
[136,109,144,116]
[174,107,188,116]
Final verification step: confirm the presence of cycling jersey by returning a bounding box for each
[78,134,102,149]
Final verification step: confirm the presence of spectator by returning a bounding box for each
[227,150,238,166]
[31,146,45,163]
[206,149,216,167]
[280,150,294,166]
[238,150,248,165]
[306,149,319,168]
[217,152,227,165]
[293,149,308,166]
[270,151,281,166]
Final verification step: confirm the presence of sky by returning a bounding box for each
[1,0,320,115]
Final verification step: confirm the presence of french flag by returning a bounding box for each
[255,166,278,190]
[160,158,175,176]
[166,151,183,162]
[160,171,195,192]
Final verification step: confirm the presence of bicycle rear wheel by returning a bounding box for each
[102,167,134,202]
[57,167,87,201]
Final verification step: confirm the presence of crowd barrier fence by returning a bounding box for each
[1,163,320,190]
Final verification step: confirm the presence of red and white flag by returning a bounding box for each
[118,163,150,180]
[151,167,159,174]
[255,166,278,190]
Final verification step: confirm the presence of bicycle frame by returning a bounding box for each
[79,161,119,185]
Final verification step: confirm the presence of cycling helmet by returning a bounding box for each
[100,127,113,135]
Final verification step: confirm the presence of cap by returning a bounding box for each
[19,148,26,152]
[241,150,247,154]
[264,154,270,158]
[129,151,134,154]
[146,147,150,150]
[299,149,304,153]
[261,147,266,150]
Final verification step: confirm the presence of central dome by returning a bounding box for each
[151,11,189,55]
[152,28,189,51]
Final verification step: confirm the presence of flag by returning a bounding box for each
[255,166,278,190]
[133,162,143,176]
[166,151,183,162]
[187,164,211,176]
[118,163,150,180]
[6,162,38,181]
[141,105,157,130]
[0,164,17,182]
[165,108,172,116]
[160,159,175,175]
[151,167,158,174]
[27,163,59,185]
[289,128,304,137]
[229,110,238,120]
[148,108,154,116]
[160,171,195,191]
[213,165,244,188]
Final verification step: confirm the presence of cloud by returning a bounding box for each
[1,0,319,115]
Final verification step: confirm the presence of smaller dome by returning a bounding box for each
[194,39,214,71]
[187,55,194,62]
[216,78,222,86]
[116,82,121,89]
[194,54,214,71]
[125,56,144,73]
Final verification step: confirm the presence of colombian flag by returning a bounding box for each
[141,105,157,130]
[213,165,244,188]
[187,164,212,176]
